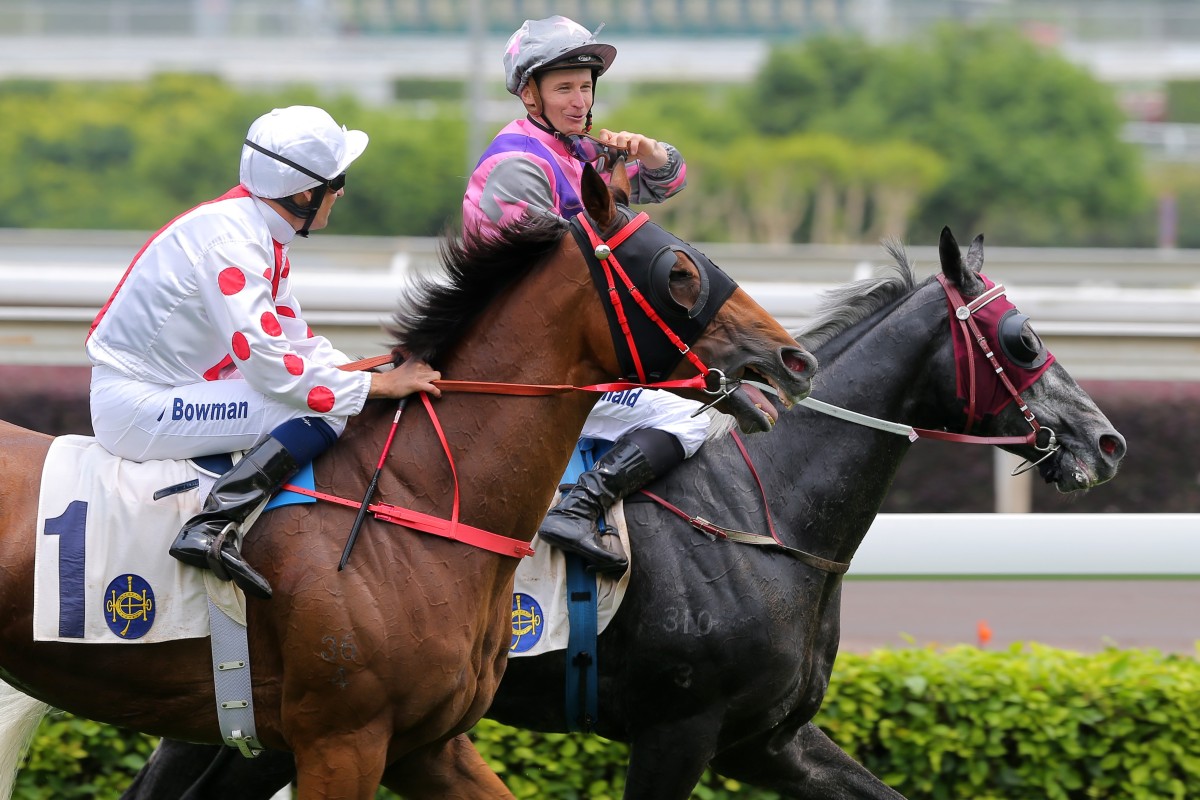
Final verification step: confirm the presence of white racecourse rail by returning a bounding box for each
[1,232,1196,579]
[2,229,1200,380]
[851,514,1200,577]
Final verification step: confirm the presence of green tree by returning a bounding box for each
[337,105,467,237]
[0,77,466,236]
[747,36,879,138]
[609,83,943,244]
[744,24,1150,246]
[859,140,947,243]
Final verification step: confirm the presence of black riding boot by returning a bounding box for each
[169,436,299,600]
[537,431,683,575]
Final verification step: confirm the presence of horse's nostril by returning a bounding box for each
[782,349,812,374]
[1100,434,1125,459]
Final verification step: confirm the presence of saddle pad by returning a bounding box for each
[33,435,243,643]
[509,497,632,658]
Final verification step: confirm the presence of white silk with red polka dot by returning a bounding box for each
[86,187,371,458]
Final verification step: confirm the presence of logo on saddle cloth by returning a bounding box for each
[510,592,544,653]
[104,574,156,639]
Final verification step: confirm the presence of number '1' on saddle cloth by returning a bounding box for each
[34,435,246,644]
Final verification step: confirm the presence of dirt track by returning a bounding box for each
[839,579,1200,654]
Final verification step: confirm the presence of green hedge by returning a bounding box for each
[17,644,1200,799]
[820,644,1200,799]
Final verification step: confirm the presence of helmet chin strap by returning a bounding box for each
[272,188,326,238]
[523,80,545,119]
[243,138,333,238]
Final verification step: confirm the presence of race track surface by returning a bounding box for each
[840,579,1200,654]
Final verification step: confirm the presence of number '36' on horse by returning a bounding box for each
[0,162,817,799]
[119,227,1124,799]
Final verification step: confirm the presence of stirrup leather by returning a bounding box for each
[205,522,240,583]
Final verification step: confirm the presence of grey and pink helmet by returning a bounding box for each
[503,16,617,96]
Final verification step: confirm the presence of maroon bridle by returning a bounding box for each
[634,273,1067,574]
[918,274,1059,474]
[745,273,1061,469]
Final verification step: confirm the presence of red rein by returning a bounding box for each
[310,214,724,560]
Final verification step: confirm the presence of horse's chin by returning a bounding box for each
[1037,449,1096,493]
[721,382,780,433]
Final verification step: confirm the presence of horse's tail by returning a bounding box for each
[0,680,49,799]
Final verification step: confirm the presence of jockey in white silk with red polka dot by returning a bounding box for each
[85,106,441,600]
[87,183,370,456]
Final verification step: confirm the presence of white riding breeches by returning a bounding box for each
[580,388,709,457]
[90,365,348,462]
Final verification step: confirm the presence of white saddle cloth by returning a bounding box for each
[33,435,243,644]
[35,435,632,652]
[508,498,632,658]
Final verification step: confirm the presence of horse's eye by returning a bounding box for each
[648,246,712,320]
[667,261,700,308]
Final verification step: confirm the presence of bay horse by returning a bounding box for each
[119,227,1124,799]
[0,165,818,799]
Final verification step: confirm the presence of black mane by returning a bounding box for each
[799,239,923,349]
[387,216,569,362]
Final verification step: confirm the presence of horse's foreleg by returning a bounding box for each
[623,719,719,800]
[380,734,514,800]
[710,720,906,799]
[292,731,388,800]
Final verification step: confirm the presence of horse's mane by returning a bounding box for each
[387,216,569,362]
[798,238,922,349]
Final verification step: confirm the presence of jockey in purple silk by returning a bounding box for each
[462,16,705,576]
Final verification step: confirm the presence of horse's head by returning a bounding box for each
[576,163,817,433]
[936,226,1126,491]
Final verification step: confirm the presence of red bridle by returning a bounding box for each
[632,274,1069,572]
[320,210,753,564]
[576,211,729,394]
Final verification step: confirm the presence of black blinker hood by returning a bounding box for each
[570,210,738,382]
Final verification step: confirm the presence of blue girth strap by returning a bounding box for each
[562,437,612,733]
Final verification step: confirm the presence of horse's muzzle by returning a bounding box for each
[721,346,817,433]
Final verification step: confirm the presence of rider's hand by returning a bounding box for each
[595,129,670,170]
[368,359,442,399]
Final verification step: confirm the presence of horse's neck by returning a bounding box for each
[340,259,605,546]
[756,293,945,561]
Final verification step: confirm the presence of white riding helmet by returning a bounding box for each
[503,16,617,96]
[240,105,368,200]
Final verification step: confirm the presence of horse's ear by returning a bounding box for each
[581,163,616,229]
[965,233,985,273]
[939,226,985,296]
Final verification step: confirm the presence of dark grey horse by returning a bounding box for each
[120,228,1125,799]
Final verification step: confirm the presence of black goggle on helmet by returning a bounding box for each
[243,139,347,238]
